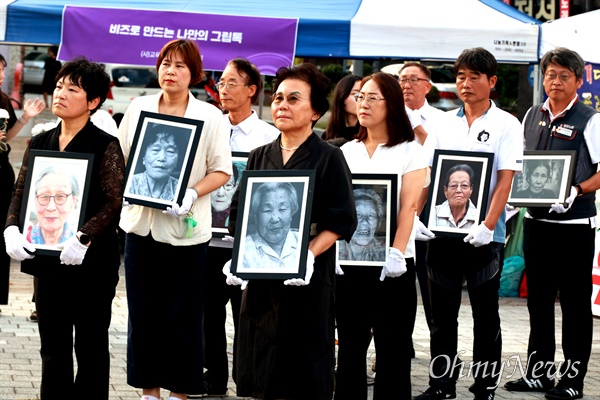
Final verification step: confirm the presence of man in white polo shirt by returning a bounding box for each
[415,47,523,400]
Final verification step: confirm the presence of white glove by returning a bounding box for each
[122,198,132,208]
[406,107,422,129]
[335,260,345,275]
[380,248,407,281]
[163,188,198,217]
[463,222,493,247]
[549,186,577,214]
[222,235,235,243]
[222,259,248,290]
[284,250,315,286]
[505,203,516,212]
[4,226,35,261]
[57,235,88,265]
[414,215,435,241]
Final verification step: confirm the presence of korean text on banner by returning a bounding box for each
[58,6,298,75]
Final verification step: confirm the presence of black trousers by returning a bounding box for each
[0,155,15,305]
[523,219,595,390]
[202,245,242,390]
[334,259,416,400]
[426,239,503,393]
[34,266,119,400]
[125,233,207,394]
[415,240,433,329]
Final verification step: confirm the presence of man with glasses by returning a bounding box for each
[415,47,523,400]
[504,47,600,400]
[199,58,279,398]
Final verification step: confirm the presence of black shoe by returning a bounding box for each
[203,381,228,397]
[468,383,495,400]
[413,386,456,400]
[473,392,494,400]
[30,310,38,322]
[504,377,554,392]
[545,386,583,400]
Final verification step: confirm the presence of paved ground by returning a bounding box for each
[2,257,599,400]
[1,102,599,399]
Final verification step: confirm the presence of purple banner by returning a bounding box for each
[59,6,298,75]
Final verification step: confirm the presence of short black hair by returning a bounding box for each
[227,58,263,104]
[55,57,110,114]
[540,47,585,81]
[454,47,497,78]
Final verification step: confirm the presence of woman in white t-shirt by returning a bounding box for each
[336,72,428,400]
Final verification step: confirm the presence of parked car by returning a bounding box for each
[100,64,162,126]
[23,51,49,93]
[101,64,215,126]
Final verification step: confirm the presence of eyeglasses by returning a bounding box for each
[36,194,72,206]
[271,93,304,106]
[216,81,248,91]
[223,182,237,191]
[446,184,472,191]
[354,93,386,105]
[398,77,430,85]
[543,73,573,82]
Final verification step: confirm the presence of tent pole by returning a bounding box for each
[532,64,543,105]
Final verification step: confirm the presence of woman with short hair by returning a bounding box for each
[118,39,231,400]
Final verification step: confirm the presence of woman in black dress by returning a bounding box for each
[226,63,357,400]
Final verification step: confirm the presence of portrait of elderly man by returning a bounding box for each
[241,181,301,271]
[434,164,478,229]
[339,188,386,262]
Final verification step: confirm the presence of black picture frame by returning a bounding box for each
[231,169,316,280]
[507,150,576,207]
[425,150,494,238]
[123,111,203,210]
[211,151,249,239]
[19,150,94,256]
[336,173,398,267]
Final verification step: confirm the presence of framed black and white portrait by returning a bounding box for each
[123,111,203,210]
[425,150,494,238]
[231,170,316,280]
[211,151,249,238]
[508,150,576,207]
[19,150,94,256]
[336,174,397,267]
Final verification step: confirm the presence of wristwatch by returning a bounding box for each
[574,183,584,197]
[77,232,92,246]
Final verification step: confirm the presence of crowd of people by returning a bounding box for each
[0,40,598,400]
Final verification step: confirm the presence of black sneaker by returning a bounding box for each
[545,386,583,400]
[473,392,494,400]
[413,386,456,400]
[504,377,554,392]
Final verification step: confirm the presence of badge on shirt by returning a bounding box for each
[552,124,577,140]
[477,130,490,142]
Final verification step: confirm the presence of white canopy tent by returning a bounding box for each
[540,9,600,63]
[350,0,540,63]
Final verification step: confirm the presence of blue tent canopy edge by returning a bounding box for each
[4,0,363,58]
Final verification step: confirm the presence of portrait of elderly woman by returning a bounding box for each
[241,181,301,271]
[338,188,386,262]
[512,159,557,199]
[211,161,244,229]
[434,164,479,229]
[26,166,80,246]
[128,123,187,201]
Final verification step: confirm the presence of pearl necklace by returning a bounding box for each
[280,143,299,151]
